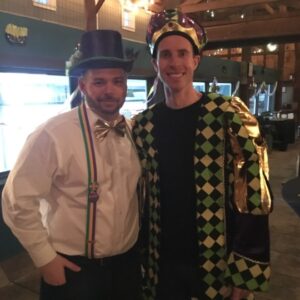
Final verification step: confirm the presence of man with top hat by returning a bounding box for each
[2,30,142,300]
[133,9,273,300]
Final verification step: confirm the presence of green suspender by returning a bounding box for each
[78,102,99,258]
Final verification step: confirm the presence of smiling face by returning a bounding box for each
[79,68,127,121]
[152,35,200,97]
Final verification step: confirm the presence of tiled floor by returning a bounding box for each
[0,139,299,300]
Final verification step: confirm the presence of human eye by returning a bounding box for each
[178,49,188,57]
[159,50,170,59]
[94,79,105,86]
[114,78,125,86]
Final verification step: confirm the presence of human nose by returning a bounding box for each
[168,54,180,66]
[103,82,115,95]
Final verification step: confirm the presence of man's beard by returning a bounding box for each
[85,95,124,117]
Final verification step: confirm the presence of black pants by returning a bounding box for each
[40,247,141,300]
[156,261,207,300]
[156,261,251,300]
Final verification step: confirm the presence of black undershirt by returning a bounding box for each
[153,99,202,264]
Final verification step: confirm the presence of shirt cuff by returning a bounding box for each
[28,242,58,267]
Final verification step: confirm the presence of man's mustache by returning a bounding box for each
[97,96,118,102]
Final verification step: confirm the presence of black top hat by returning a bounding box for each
[67,30,134,76]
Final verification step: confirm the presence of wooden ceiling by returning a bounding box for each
[147,0,300,49]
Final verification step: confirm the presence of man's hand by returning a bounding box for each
[231,287,251,300]
[39,254,81,286]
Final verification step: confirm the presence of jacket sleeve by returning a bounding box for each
[223,97,273,292]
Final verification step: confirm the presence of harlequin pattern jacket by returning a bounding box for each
[132,93,273,300]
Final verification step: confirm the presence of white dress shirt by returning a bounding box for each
[2,106,141,267]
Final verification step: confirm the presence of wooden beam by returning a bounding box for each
[84,0,105,31]
[283,0,300,9]
[198,10,300,27]
[180,0,279,13]
[263,3,275,14]
[95,0,105,13]
[205,14,300,48]
[180,0,200,4]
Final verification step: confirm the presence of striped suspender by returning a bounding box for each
[78,102,99,258]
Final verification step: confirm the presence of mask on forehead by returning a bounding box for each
[146,9,207,58]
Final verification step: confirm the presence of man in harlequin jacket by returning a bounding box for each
[132,9,273,300]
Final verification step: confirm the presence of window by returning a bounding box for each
[249,85,272,115]
[0,73,69,172]
[257,89,270,116]
[0,74,147,173]
[121,79,147,118]
[122,8,135,32]
[209,82,232,96]
[193,82,206,92]
[33,0,56,11]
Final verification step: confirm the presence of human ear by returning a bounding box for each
[151,58,158,73]
[78,77,86,94]
[193,55,200,70]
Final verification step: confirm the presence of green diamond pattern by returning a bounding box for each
[133,94,271,299]
[248,163,259,176]
[201,140,215,153]
[194,95,229,298]
[225,252,270,292]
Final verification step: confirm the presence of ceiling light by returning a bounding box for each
[266,43,278,52]
[120,0,151,12]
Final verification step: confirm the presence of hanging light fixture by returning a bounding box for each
[266,43,278,52]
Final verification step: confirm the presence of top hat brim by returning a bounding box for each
[68,56,134,76]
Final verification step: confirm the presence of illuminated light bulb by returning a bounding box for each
[267,43,278,52]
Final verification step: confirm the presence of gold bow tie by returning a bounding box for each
[94,117,126,141]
